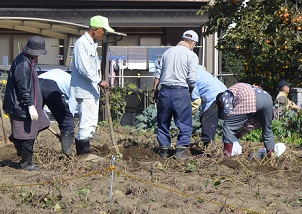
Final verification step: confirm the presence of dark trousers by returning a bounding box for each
[200,101,219,144]
[255,92,275,150]
[39,79,74,135]
[157,87,192,147]
[222,92,275,151]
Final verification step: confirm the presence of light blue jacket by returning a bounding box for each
[70,32,102,99]
[191,65,227,114]
[38,68,77,115]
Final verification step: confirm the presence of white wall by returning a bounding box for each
[0,35,11,66]
[0,35,61,65]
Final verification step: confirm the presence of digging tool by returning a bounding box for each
[101,88,120,154]
[0,98,9,145]
[48,127,60,138]
[0,84,9,145]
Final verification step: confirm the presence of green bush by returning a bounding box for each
[100,84,140,124]
[136,105,302,146]
[241,110,302,146]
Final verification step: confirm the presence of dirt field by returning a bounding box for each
[0,117,302,214]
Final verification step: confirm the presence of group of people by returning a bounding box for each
[3,15,113,171]
[3,18,297,170]
[153,30,298,159]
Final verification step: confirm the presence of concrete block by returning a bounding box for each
[290,87,302,106]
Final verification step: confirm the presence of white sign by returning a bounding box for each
[3,56,8,66]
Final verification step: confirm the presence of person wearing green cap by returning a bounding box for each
[70,15,113,157]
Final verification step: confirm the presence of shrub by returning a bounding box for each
[241,110,302,146]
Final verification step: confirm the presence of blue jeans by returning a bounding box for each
[157,87,192,147]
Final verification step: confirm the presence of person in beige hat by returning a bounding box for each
[275,80,300,113]
[70,16,111,157]
[3,36,50,171]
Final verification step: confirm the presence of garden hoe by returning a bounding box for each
[0,84,9,146]
[101,88,122,157]
[48,127,60,138]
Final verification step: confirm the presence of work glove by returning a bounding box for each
[191,98,201,116]
[151,89,159,104]
[28,105,38,121]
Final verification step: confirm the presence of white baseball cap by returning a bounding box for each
[182,30,199,42]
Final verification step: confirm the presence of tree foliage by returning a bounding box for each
[198,0,302,97]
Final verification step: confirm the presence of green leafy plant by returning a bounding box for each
[135,104,201,135]
[185,163,197,173]
[135,104,158,133]
[241,110,302,146]
[78,187,91,202]
[100,83,141,124]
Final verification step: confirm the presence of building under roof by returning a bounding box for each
[0,0,221,81]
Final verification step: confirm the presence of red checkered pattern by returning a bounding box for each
[228,83,257,115]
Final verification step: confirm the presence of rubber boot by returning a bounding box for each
[9,134,22,157]
[159,147,168,159]
[266,149,275,158]
[223,143,233,157]
[60,134,74,157]
[75,139,90,156]
[175,146,190,159]
[21,139,39,171]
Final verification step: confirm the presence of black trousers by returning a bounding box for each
[200,101,219,144]
[39,79,74,135]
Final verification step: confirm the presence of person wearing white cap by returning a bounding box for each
[3,36,50,171]
[70,15,111,157]
[152,30,199,159]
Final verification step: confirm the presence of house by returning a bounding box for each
[0,0,227,124]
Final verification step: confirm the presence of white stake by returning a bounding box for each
[109,155,116,203]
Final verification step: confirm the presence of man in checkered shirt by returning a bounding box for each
[216,83,275,158]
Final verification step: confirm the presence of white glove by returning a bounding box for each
[28,105,38,121]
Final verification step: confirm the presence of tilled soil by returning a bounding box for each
[0,119,302,214]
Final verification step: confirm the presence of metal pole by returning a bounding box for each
[109,155,116,203]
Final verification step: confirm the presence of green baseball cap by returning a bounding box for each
[90,15,115,32]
